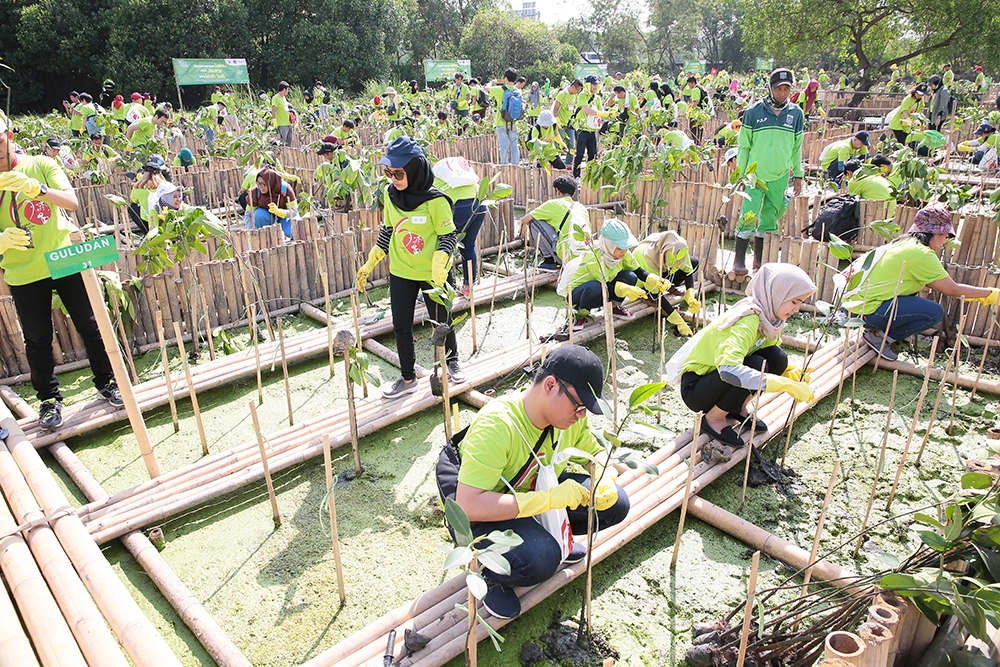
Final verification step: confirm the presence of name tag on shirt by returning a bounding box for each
[411,216,427,225]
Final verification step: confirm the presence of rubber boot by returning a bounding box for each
[753,236,765,271]
[733,236,749,275]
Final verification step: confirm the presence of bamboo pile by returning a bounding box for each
[303,334,877,667]
[0,405,183,667]
[16,269,556,448]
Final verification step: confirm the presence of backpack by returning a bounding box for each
[476,88,489,108]
[695,87,709,108]
[804,195,861,242]
[323,89,331,104]
[500,86,524,124]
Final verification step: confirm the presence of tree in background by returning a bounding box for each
[459,9,576,80]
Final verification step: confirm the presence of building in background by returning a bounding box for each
[512,1,541,20]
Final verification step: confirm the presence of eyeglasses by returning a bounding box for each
[383,167,406,180]
[555,377,587,414]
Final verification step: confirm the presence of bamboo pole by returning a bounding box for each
[277,318,294,426]
[466,556,477,667]
[439,345,453,441]
[322,434,346,602]
[200,288,216,361]
[853,370,899,558]
[946,300,966,435]
[468,260,478,354]
[913,350,957,469]
[343,350,362,476]
[828,329,852,434]
[322,272,335,377]
[0,579,39,667]
[872,262,906,375]
[735,550,760,667]
[671,412,702,567]
[350,292,368,399]
[793,459,840,632]
[825,632,866,667]
[109,295,139,384]
[155,310,180,433]
[970,308,997,402]
[248,401,281,527]
[250,303,263,404]
[172,321,209,456]
[741,361,767,510]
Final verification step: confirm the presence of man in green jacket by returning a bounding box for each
[734,68,804,274]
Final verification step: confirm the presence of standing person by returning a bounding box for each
[606,85,639,140]
[197,100,225,147]
[942,64,954,89]
[572,75,610,179]
[111,95,127,128]
[435,344,629,620]
[468,79,489,120]
[552,79,583,167]
[452,73,471,122]
[517,175,587,270]
[77,93,98,137]
[678,264,816,449]
[733,68,805,275]
[0,114,122,430]
[271,82,294,146]
[836,70,848,99]
[887,84,928,144]
[62,91,82,137]
[526,81,542,124]
[432,156,487,298]
[487,68,523,166]
[818,69,830,89]
[634,230,701,337]
[840,206,998,361]
[244,167,298,238]
[974,66,986,101]
[355,137,465,399]
[384,87,405,126]
[928,75,951,132]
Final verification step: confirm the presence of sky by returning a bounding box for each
[523,0,589,25]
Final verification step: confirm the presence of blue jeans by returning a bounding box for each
[496,125,520,165]
[862,295,944,340]
[572,269,638,310]
[463,472,630,588]
[453,198,486,285]
[253,208,292,239]
[559,128,575,167]
[200,124,215,147]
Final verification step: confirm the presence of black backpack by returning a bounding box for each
[804,195,861,242]
[323,89,331,104]
[477,88,489,108]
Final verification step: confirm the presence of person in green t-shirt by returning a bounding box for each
[572,75,611,178]
[451,73,471,120]
[678,263,816,452]
[355,137,464,399]
[81,133,120,171]
[518,175,586,269]
[0,117,123,430]
[605,85,639,141]
[942,64,954,88]
[62,91,83,136]
[974,66,986,101]
[551,79,583,166]
[271,81,293,146]
[211,86,224,105]
[887,83,928,144]
[486,68,523,165]
[634,230,701,336]
[525,110,567,170]
[819,131,870,185]
[843,159,895,216]
[126,109,169,148]
[841,206,997,361]
[76,93,99,137]
[435,344,627,620]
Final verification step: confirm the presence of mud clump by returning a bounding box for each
[519,612,618,666]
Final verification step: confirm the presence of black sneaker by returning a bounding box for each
[446,360,466,384]
[537,258,560,271]
[39,401,64,431]
[482,580,521,620]
[564,541,587,563]
[98,383,124,407]
[862,330,897,362]
[382,377,419,400]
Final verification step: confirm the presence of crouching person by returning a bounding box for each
[634,230,701,337]
[436,345,630,620]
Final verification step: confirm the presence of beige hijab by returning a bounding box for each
[718,263,817,340]
[636,231,693,274]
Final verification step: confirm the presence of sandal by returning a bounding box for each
[701,416,744,448]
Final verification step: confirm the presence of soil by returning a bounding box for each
[16,257,1000,667]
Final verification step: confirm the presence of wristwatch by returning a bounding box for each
[38,183,48,196]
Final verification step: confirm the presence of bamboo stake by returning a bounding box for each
[466,556,477,667]
[343,351,362,476]
[912,349,956,470]
[248,401,281,527]
[277,318,293,426]
[671,412,702,568]
[322,272,335,377]
[872,262,906,375]
[735,551,761,667]
[439,346,453,441]
[781,331,814,467]
[250,303,263,404]
[853,370,899,558]
[321,434,346,601]
[109,296,139,384]
[793,459,840,632]
[155,310,179,433]
[740,360,767,511]
[971,309,996,402]
[172,321,209,456]
[849,282,872,406]
[828,328,851,434]
[199,288,215,361]
[468,260,478,354]
[947,300,966,435]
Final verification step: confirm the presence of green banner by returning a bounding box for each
[574,63,608,79]
[172,58,250,86]
[423,60,472,82]
[683,60,706,74]
[45,236,120,279]
[755,57,775,71]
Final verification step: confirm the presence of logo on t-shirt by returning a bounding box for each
[21,200,51,226]
[402,231,424,254]
[786,114,794,125]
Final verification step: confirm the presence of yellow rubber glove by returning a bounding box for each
[514,479,590,518]
[684,288,701,315]
[666,309,692,336]
[431,250,450,285]
[957,141,975,153]
[0,227,31,253]
[614,281,646,302]
[356,246,386,289]
[644,274,665,292]
[267,203,287,218]
[765,374,815,403]
[969,288,1000,306]
[782,366,814,383]
[287,174,301,185]
[0,172,42,198]
[592,465,619,511]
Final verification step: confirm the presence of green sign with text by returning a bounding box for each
[45,236,120,279]
[172,58,250,86]
[423,59,472,82]
[574,63,608,79]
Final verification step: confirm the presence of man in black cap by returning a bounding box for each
[436,344,630,620]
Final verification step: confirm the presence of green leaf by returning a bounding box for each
[104,194,128,207]
[828,233,854,261]
[973,545,1000,582]
[466,572,488,599]
[629,382,668,408]
[915,513,945,529]
[963,472,993,490]
[639,460,659,476]
[625,422,674,441]
[918,530,952,551]
[443,546,474,570]
[481,529,523,548]
[945,504,964,543]
[445,497,473,547]
[596,397,613,418]
[477,550,512,576]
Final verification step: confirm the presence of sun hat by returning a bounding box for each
[600,218,639,250]
[539,344,605,414]
[537,110,556,127]
[724,147,738,162]
[911,206,955,237]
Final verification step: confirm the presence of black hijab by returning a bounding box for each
[388,155,451,212]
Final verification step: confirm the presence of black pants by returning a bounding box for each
[9,273,115,402]
[571,269,637,310]
[892,129,908,144]
[679,346,787,415]
[657,258,700,316]
[389,274,457,381]
[572,130,597,178]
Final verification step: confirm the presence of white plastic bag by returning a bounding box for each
[556,254,585,297]
[664,328,705,385]
[532,457,573,562]
[432,156,480,189]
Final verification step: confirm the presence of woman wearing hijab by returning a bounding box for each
[840,206,998,362]
[794,79,820,117]
[149,181,184,216]
[680,264,817,448]
[356,137,464,399]
[634,231,701,337]
[526,81,542,124]
[245,167,298,238]
[563,219,669,329]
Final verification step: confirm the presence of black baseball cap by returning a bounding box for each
[541,345,605,414]
[769,68,794,88]
[854,130,870,146]
[316,142,336,155]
